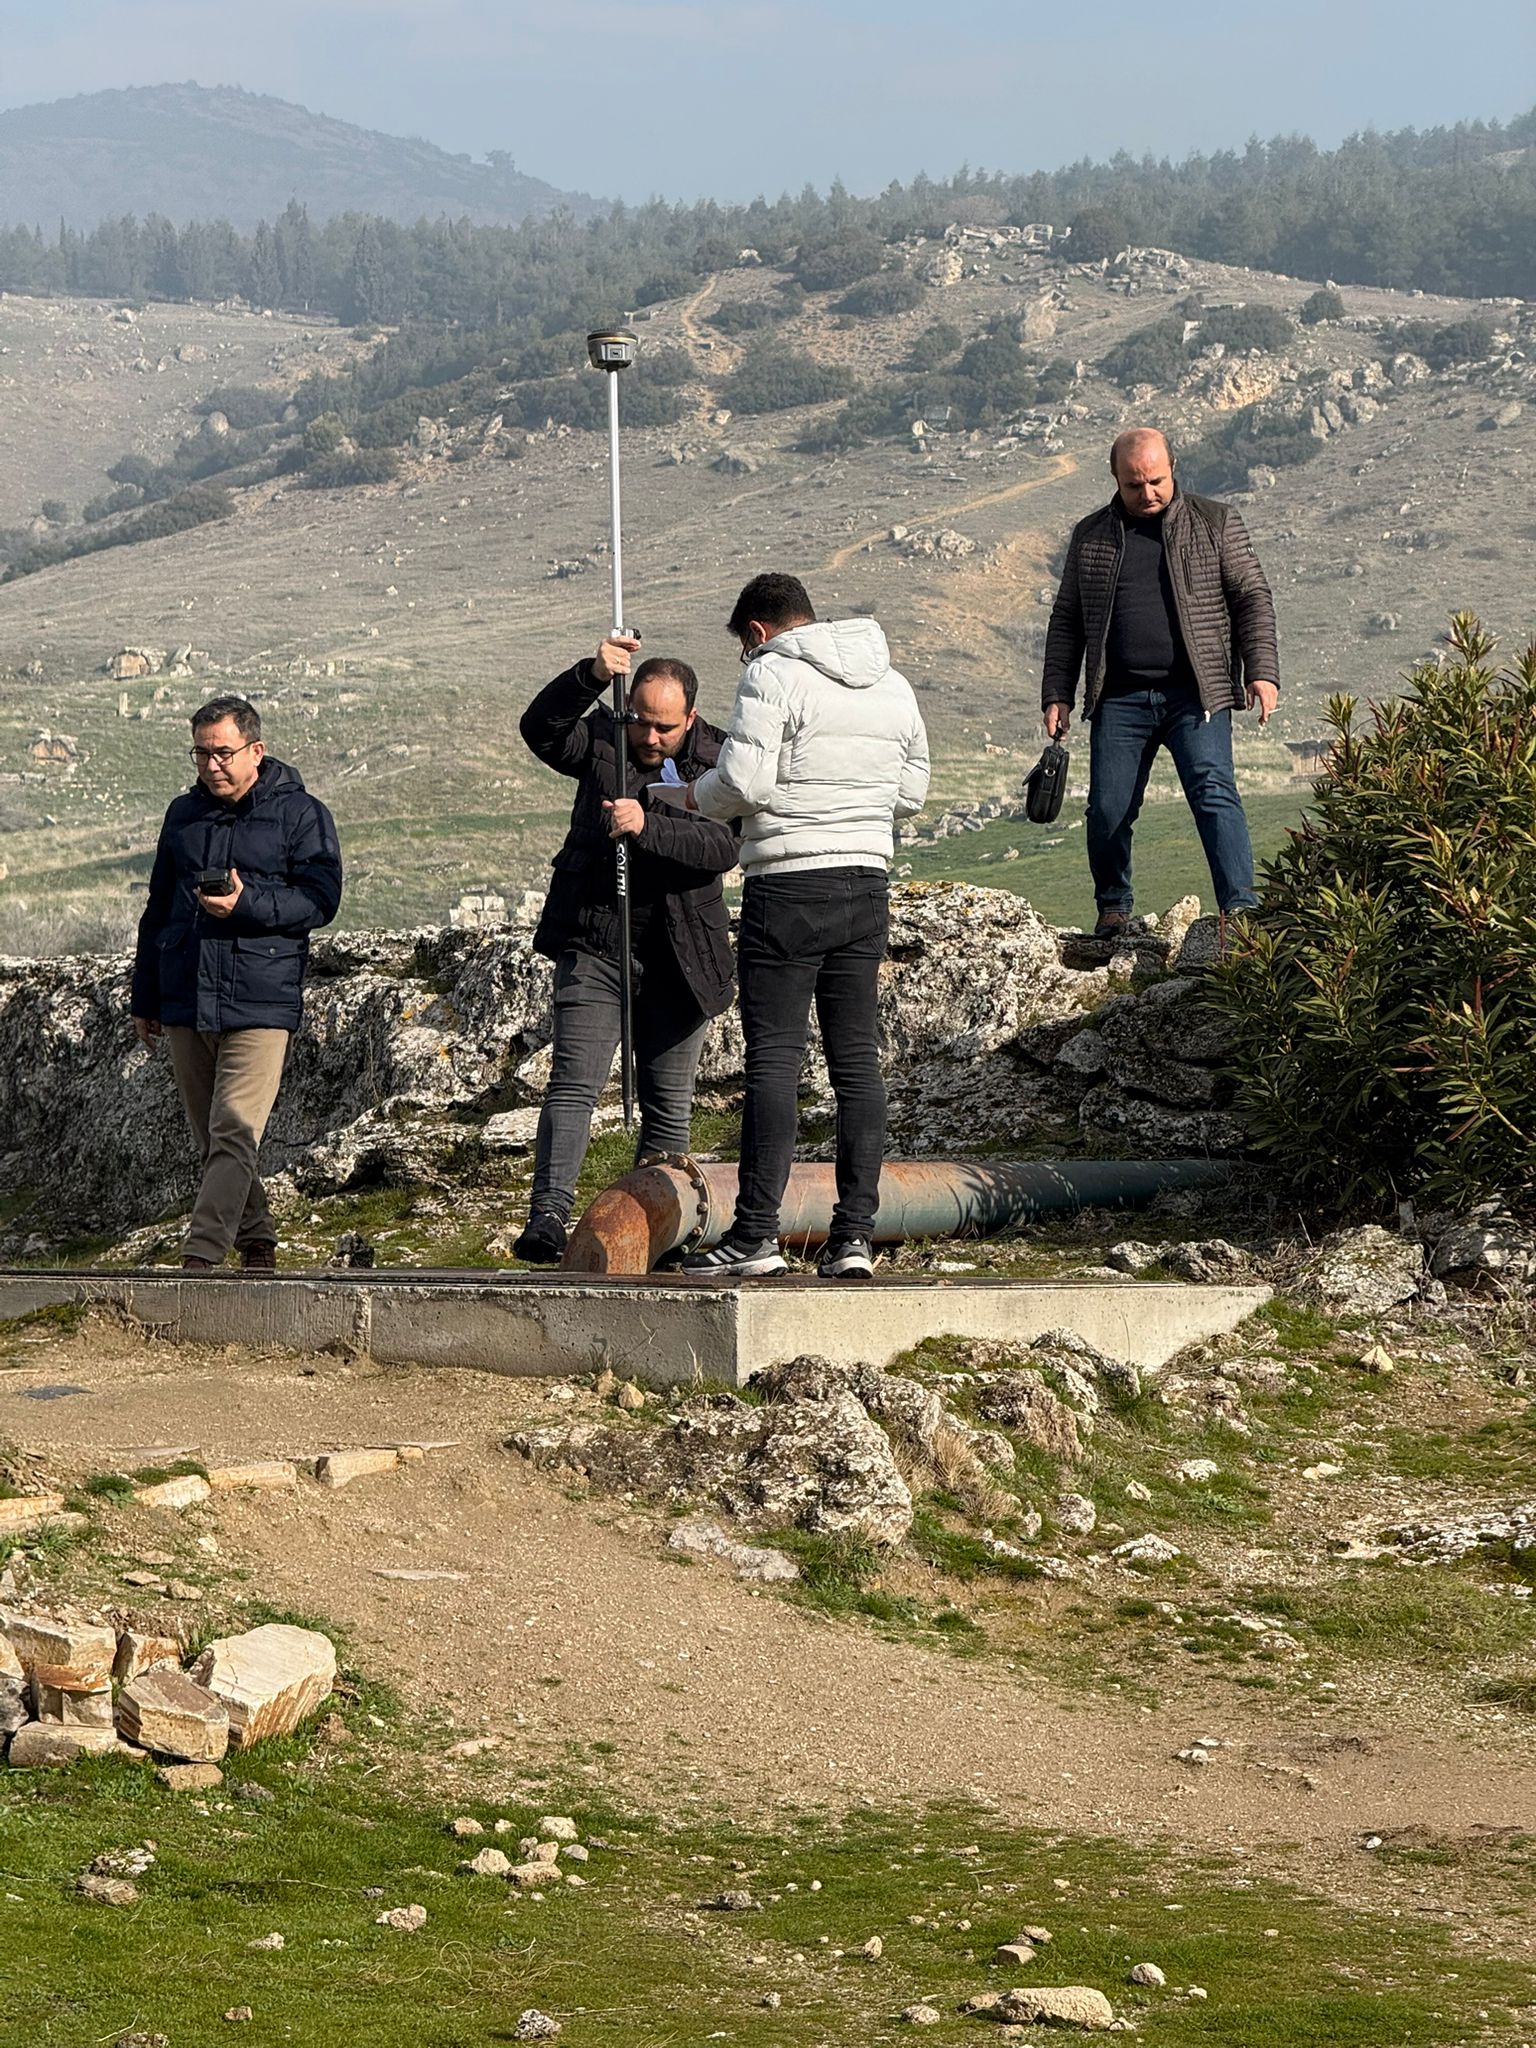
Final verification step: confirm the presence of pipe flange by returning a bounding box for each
[651,1151,713,1253]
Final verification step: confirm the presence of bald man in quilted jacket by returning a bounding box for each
[1041,428,1279,937]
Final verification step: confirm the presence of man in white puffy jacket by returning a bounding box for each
[677,573,929,1279]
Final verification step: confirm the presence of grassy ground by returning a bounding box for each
[900,789,1309,926]
[3,1708,1532,2047]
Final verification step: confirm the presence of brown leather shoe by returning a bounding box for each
[240,1242,278,1275]
[181,1256,217,1272]
[1092,909,1133,939]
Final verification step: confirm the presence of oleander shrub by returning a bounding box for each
[1210,614,1536,1207]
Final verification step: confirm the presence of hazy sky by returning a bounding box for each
[2,0,1533,202]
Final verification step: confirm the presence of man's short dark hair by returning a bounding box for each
[190,695,261,741]
[727,573,815,639]
[632,656,698,712]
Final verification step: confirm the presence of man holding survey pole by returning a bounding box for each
[514,636,738,1265]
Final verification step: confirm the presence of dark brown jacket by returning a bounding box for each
[1041,488,1280,720]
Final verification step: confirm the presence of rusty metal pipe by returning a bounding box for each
[559,1156,1231,1276]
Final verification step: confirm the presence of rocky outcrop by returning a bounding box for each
[0,884,1251,1250]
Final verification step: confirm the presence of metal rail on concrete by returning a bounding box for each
[562,1157,1233,1275]
[0,1267,1270,1391]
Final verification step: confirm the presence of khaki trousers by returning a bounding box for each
[165,1027,290,1263]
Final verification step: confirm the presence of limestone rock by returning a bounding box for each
[1161,1239,1250,1283]
[1309,1225,1423,1313]
[77,1872,139,1906]
[1055,1493,1097,1536]
[1112,1533,1181,1565]
[316,1447,400,1488]
[513,2014,562,2041]
[902,2006,942,2025]
[975,1372,1083,1461]
[8,1720,118,1766]
[1128,1962,1166,1987]
[996,1940,1039,1966]
[996,1986,1115,2028]
[1430,1204,1536,1295]
[118,1667,231,1761]
[0,1635,25,1735]
[134,1473,211,1511]
[157,1761,224,1791]
[667,1518,800,1582]
[191,1623,336,1748]
[0,1493,69,1536]
[514,1379,914,1546]
[115,1631,186,1683]
[459,1847,513,1877]
[375,1903,428,1930]
[1,1608,118,1689]
[33,1679,115,1727]
[1077,1084,1245,1157]
[508,1862,563,1887]
[207,1461,299,1492]
[1105,1241,1158,1275]
[538,1815,579,1841]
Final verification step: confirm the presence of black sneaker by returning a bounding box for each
[680,1234,787,1278]
[818,1237,874,1280]
[512,1212,568,1265]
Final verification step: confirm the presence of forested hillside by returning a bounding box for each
[1,106,1530,328]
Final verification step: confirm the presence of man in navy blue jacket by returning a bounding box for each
[131,695,343,1272]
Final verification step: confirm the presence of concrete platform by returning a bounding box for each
[0,1269,1271,1391]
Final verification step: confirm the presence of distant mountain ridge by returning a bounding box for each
[0,82,598,232]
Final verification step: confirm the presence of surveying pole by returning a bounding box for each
[586,329,639,1127]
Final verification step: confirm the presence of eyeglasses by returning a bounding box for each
[189,741,256,767]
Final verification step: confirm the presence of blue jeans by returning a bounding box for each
[732,869,889,1243]
[1086,684,1257,915]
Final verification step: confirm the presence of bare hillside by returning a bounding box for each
[0,239,1531,935]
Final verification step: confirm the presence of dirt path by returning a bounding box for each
[824,452,1079,573]
[9,1324,1536,1883]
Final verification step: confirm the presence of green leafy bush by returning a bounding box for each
[3,484,233,580]
[904,320,962,372]
[303,447,400,488]
[720,342,855,415]
[1067,205,1129,260]
[1378,314,1498,370]
[835,269,924,317]
[1300,286,1347,325]
[1197,304,1294,353]
[793,234,886,293]
[1210,614,1536,1207]
[1100,314,1188,389]
[1181,405,1324,492]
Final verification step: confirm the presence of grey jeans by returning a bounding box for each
[530,946,709,1219]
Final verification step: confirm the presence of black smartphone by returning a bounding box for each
[198,869,234,897]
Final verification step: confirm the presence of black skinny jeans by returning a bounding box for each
[733,868,889,1243]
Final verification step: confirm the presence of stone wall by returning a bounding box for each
[0,884,1241,1253]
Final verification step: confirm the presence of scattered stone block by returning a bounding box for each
[996,1986,1116,2029]
[538,1815,579,1841]
[902,2006,942,2025]
[114,1630,185,1683]
[157,1761,224,1791]
[207,1461,299,1492]
[700,1889,756,1910]
[224,2008,254,2024]
[508,1862,563,1887]
[0,1638,25,1735]
[1,1608,118,1689]
[449,1816,485,1837]
[376,1902,427,1930]
[134,1474,212,1511]
[316,1448,400,1489]
[1128,1962,1166,1987]
[513,2014,562,2041]
[9,1721,118,1766]
[77,1872,139,1906]
[33,1679,115,1728]
[668,1517,801,1582]
[459,1847,512,1877]
[996,1941,1038,1967]
[247,1931,285,1949]
[191,1623,336,1748]
[119,1667,231,1762]
[0,1493,68,1535]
